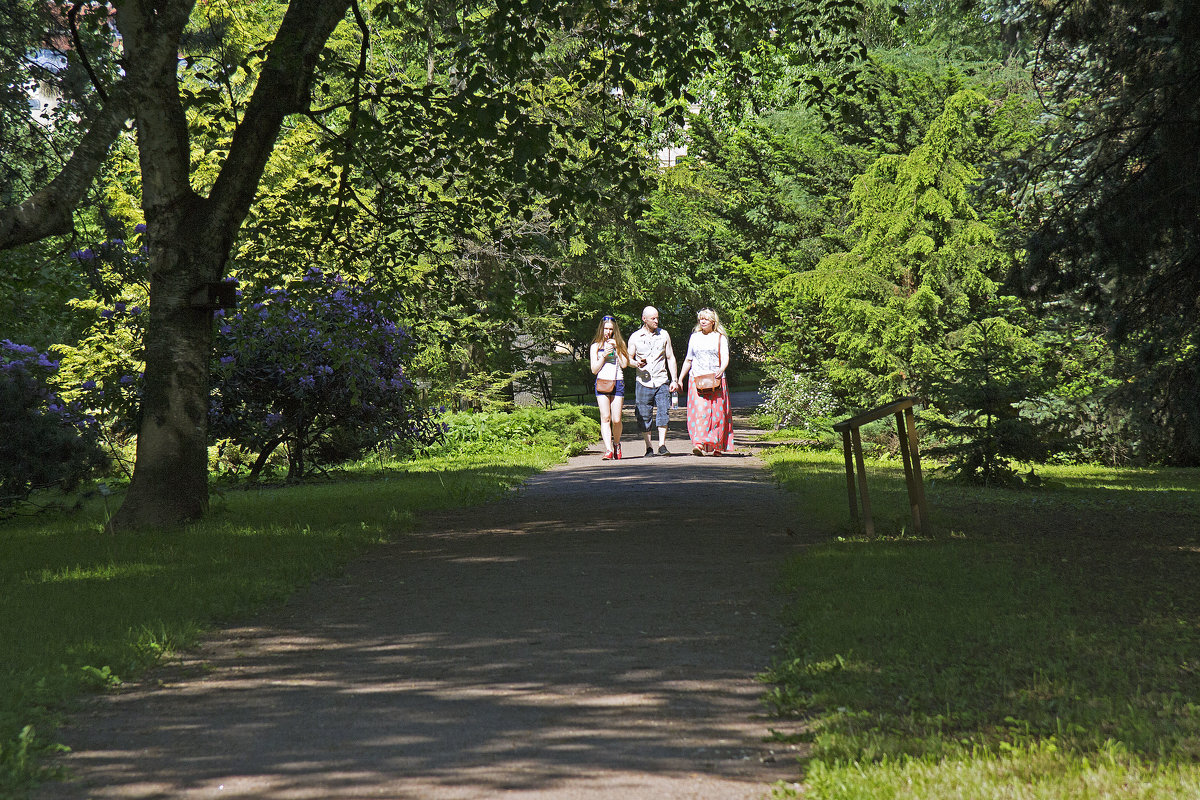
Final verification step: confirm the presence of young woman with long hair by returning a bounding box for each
[590,315,630,459]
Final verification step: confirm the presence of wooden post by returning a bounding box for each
[903,407,930,532]
[895,410,921,534]
[833,397,930,537]
[841,429,858,529]
[850,427,874,537]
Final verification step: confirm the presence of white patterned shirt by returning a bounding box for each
[628,327,673,388]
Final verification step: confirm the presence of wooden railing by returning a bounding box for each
[832,396,930,536]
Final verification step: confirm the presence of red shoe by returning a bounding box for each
[615,443,622,459]
[602,450,615,460]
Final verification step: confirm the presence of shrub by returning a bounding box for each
[52,234,150,472]
[760,365,840,435]
[210,268,443,481]
[433,406,598,456]
[921,319,1053,486]
[0,341,107,514]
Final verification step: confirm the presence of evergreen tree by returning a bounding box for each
[921,318,1050,486]
[1018,0,1200,464]
[789,89,1025,405]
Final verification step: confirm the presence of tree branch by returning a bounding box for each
[205,0,353,243]
[0,87,132,248]
[67,1,108,103]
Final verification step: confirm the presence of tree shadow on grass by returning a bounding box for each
[764,455,1200,767]
[32,448,803,798]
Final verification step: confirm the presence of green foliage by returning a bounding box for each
[790,89,1020,405]
[759,364,840,436]
[50,234,152,473]
[432,405,597,458]
[921,318,1052,486]
[1020,0,1200,465]
[0,245,92,351]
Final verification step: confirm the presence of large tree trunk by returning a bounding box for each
[101,0,352,529]
[110,252,215,527]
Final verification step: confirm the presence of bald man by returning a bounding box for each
[628,306,679,456]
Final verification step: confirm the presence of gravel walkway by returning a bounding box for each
[39,396,814,799]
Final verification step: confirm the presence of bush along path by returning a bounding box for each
[38,401,814,800]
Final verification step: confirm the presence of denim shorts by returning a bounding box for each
[634,382,670,430]
[595,379,625,398]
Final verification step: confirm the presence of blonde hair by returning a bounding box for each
[693,307,728,336]
[592,315,630,362]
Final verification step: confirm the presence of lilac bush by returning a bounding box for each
[210,268,442,480]
[1,340,107,513]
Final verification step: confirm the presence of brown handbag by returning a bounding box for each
[694,373,720,392]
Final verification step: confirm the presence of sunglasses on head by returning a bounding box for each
[602,315,614,321]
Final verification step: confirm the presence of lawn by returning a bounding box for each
[762,449,1200,799]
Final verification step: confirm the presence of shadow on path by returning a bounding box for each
[41,401,814,800]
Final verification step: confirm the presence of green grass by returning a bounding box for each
[0,423,585,796]
[762,448,1200,799]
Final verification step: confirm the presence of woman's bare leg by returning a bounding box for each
[596,394,613,453]
[610,396,624,447]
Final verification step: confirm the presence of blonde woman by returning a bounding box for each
[590,315,630,460]
[678,307,734,455]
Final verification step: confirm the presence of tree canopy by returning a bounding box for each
[3,0,1197,520]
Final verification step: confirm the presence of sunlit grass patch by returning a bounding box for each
[798,741,1200,800]
[762,448,1200,799]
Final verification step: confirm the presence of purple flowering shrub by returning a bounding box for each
[210,268,443,481]
[1,340,108,514]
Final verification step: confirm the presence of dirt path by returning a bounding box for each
[39,399,815,799]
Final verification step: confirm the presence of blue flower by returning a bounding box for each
[134,223,147,233]
[2,340,37,355]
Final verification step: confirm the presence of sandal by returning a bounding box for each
[691,445,703,456]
